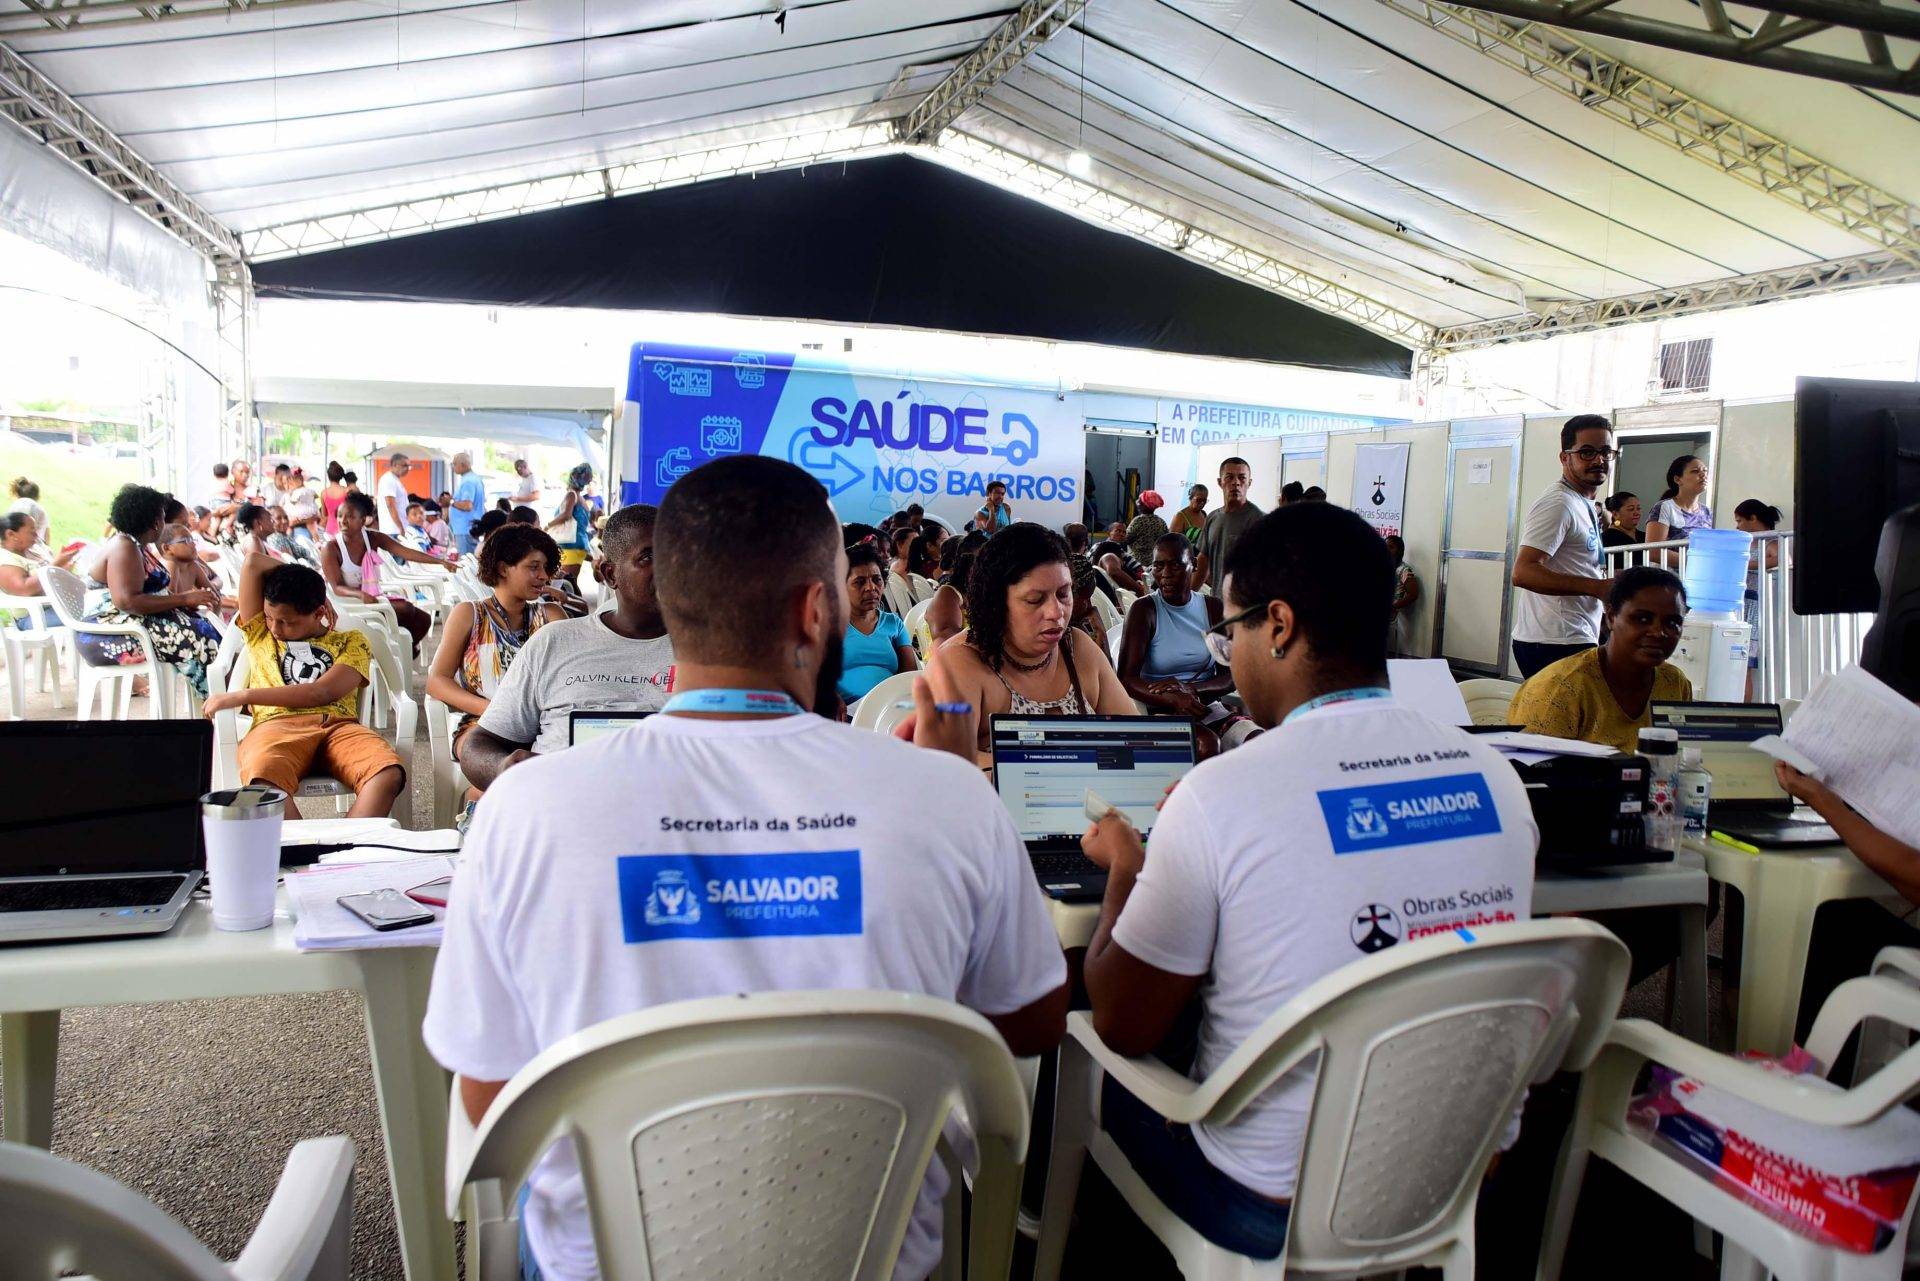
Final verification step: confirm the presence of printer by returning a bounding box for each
[1508,751,1660,868]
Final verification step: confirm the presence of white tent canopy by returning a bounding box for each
[253,375,607,455]
[6,0,1917,348]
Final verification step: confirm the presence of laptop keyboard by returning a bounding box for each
[1031,851,1105,883]
[0,875,186,913]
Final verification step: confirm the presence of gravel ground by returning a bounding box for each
[1,662,1730,1281]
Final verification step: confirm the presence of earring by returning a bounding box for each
[1271,644,1287,660]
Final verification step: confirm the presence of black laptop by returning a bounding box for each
[0,720,213,943]
[989,714,1199,902]
[1650,702,1839,846]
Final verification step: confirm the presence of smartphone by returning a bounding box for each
[338,888,436,932]
[406,875,454,908]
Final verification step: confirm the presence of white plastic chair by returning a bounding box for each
[1458,676,1522,726]
[426,695,472,829]
[446,990,1031,1281]
[883,572,918,620]
[2,595,67,717]
[849,669,921,733]
[38,564,179,719]
[1034,919,1630,1281]
[1539,972,1920,1281]
[903,597,935,657]
[1,1135,354,1281]
[210,622,419,820]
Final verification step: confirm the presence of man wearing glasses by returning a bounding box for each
[1510,415,1618,678]
[1077,503,1536,1258]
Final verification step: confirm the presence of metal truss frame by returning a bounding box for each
[212,259,255,468]
[896,0,1088,144]
[932,131,1435,348]
[0,0,340,38]
[1379,0,1920,263]
[1428,0,1920,94]
[242,124,899,260]
[0,40,241,264]
[1427,250,1920,350]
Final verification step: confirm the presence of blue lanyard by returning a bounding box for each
[662,687,806,716]
[1282,686,1391,727]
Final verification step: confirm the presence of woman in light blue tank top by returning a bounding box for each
[1116,531,1232,719]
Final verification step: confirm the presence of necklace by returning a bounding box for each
[1003,647,1056,674]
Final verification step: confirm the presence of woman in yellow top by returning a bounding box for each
[1508,565,1693,753]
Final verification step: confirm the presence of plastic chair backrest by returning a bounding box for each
[458,991,1030,1281]
[1213,920,1628,1274]
[882,574,916,619]
[849,670,920,731]
[37,564,89,627]
[1457,677,1522,726]
[902,597,933,637]
[1,1139,233,1281]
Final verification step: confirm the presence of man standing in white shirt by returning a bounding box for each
[1077,502,1538,1259]
[425,454,1068,1281]
[1510,415,1617,678]
[510,457,541,507]
[377,453,414,540]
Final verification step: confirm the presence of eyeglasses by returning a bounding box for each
[1566,446,1619,462]
[1203,601,1268,666]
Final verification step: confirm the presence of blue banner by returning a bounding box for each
[624,344,1084,530]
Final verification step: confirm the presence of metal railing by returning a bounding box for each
[1603,531,1869,703]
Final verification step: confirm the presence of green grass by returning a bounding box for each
[0,436,139,547]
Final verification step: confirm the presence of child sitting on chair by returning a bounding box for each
[157,522,236,615]
[203,553,406,818]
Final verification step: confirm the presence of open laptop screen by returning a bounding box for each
[1651,702,1788,807]
[568,710,651,746]
[0,720,212,875]
[990,715,1197,841]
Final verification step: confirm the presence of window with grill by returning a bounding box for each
[1657,338,1713,394]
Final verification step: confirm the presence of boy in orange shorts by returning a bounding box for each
[203,553,405,818]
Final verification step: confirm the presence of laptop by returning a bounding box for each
[989,714,1199,902]
[0,720,212,944]
[568,709,651,746]
[1650,701,1839,846]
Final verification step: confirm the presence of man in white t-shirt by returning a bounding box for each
[1079,502,1538,1260]
[424,455,1068,1281]
[510,457,541,506]
[459,504,674,787]
[377,453,413,539]
[1510,415,1617,678]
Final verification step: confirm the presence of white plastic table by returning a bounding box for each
[1693,834,1910,1055]
[0,879,454,1281]
[1047,851,1712,1042]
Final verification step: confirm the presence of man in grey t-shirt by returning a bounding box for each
[460,505,674,787]
[1197,455,1262,593]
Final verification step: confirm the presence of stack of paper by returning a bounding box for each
[1751,666,1920,849]
[284,855,454,951]
[1476,731,1622,766]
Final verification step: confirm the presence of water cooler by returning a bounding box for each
[1671,615,1751,701]
[1672,528,1753,702]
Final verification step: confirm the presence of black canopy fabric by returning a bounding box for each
[254,154,1411,378]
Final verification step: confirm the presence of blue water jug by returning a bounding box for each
[1682,528,1751,615]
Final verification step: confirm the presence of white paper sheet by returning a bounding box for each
[1388,659,1472,726]
[284,855,453,950]
[1749,667,1920,848]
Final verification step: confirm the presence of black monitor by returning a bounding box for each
[1793,375,1920,615]
[0,720,212,875]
